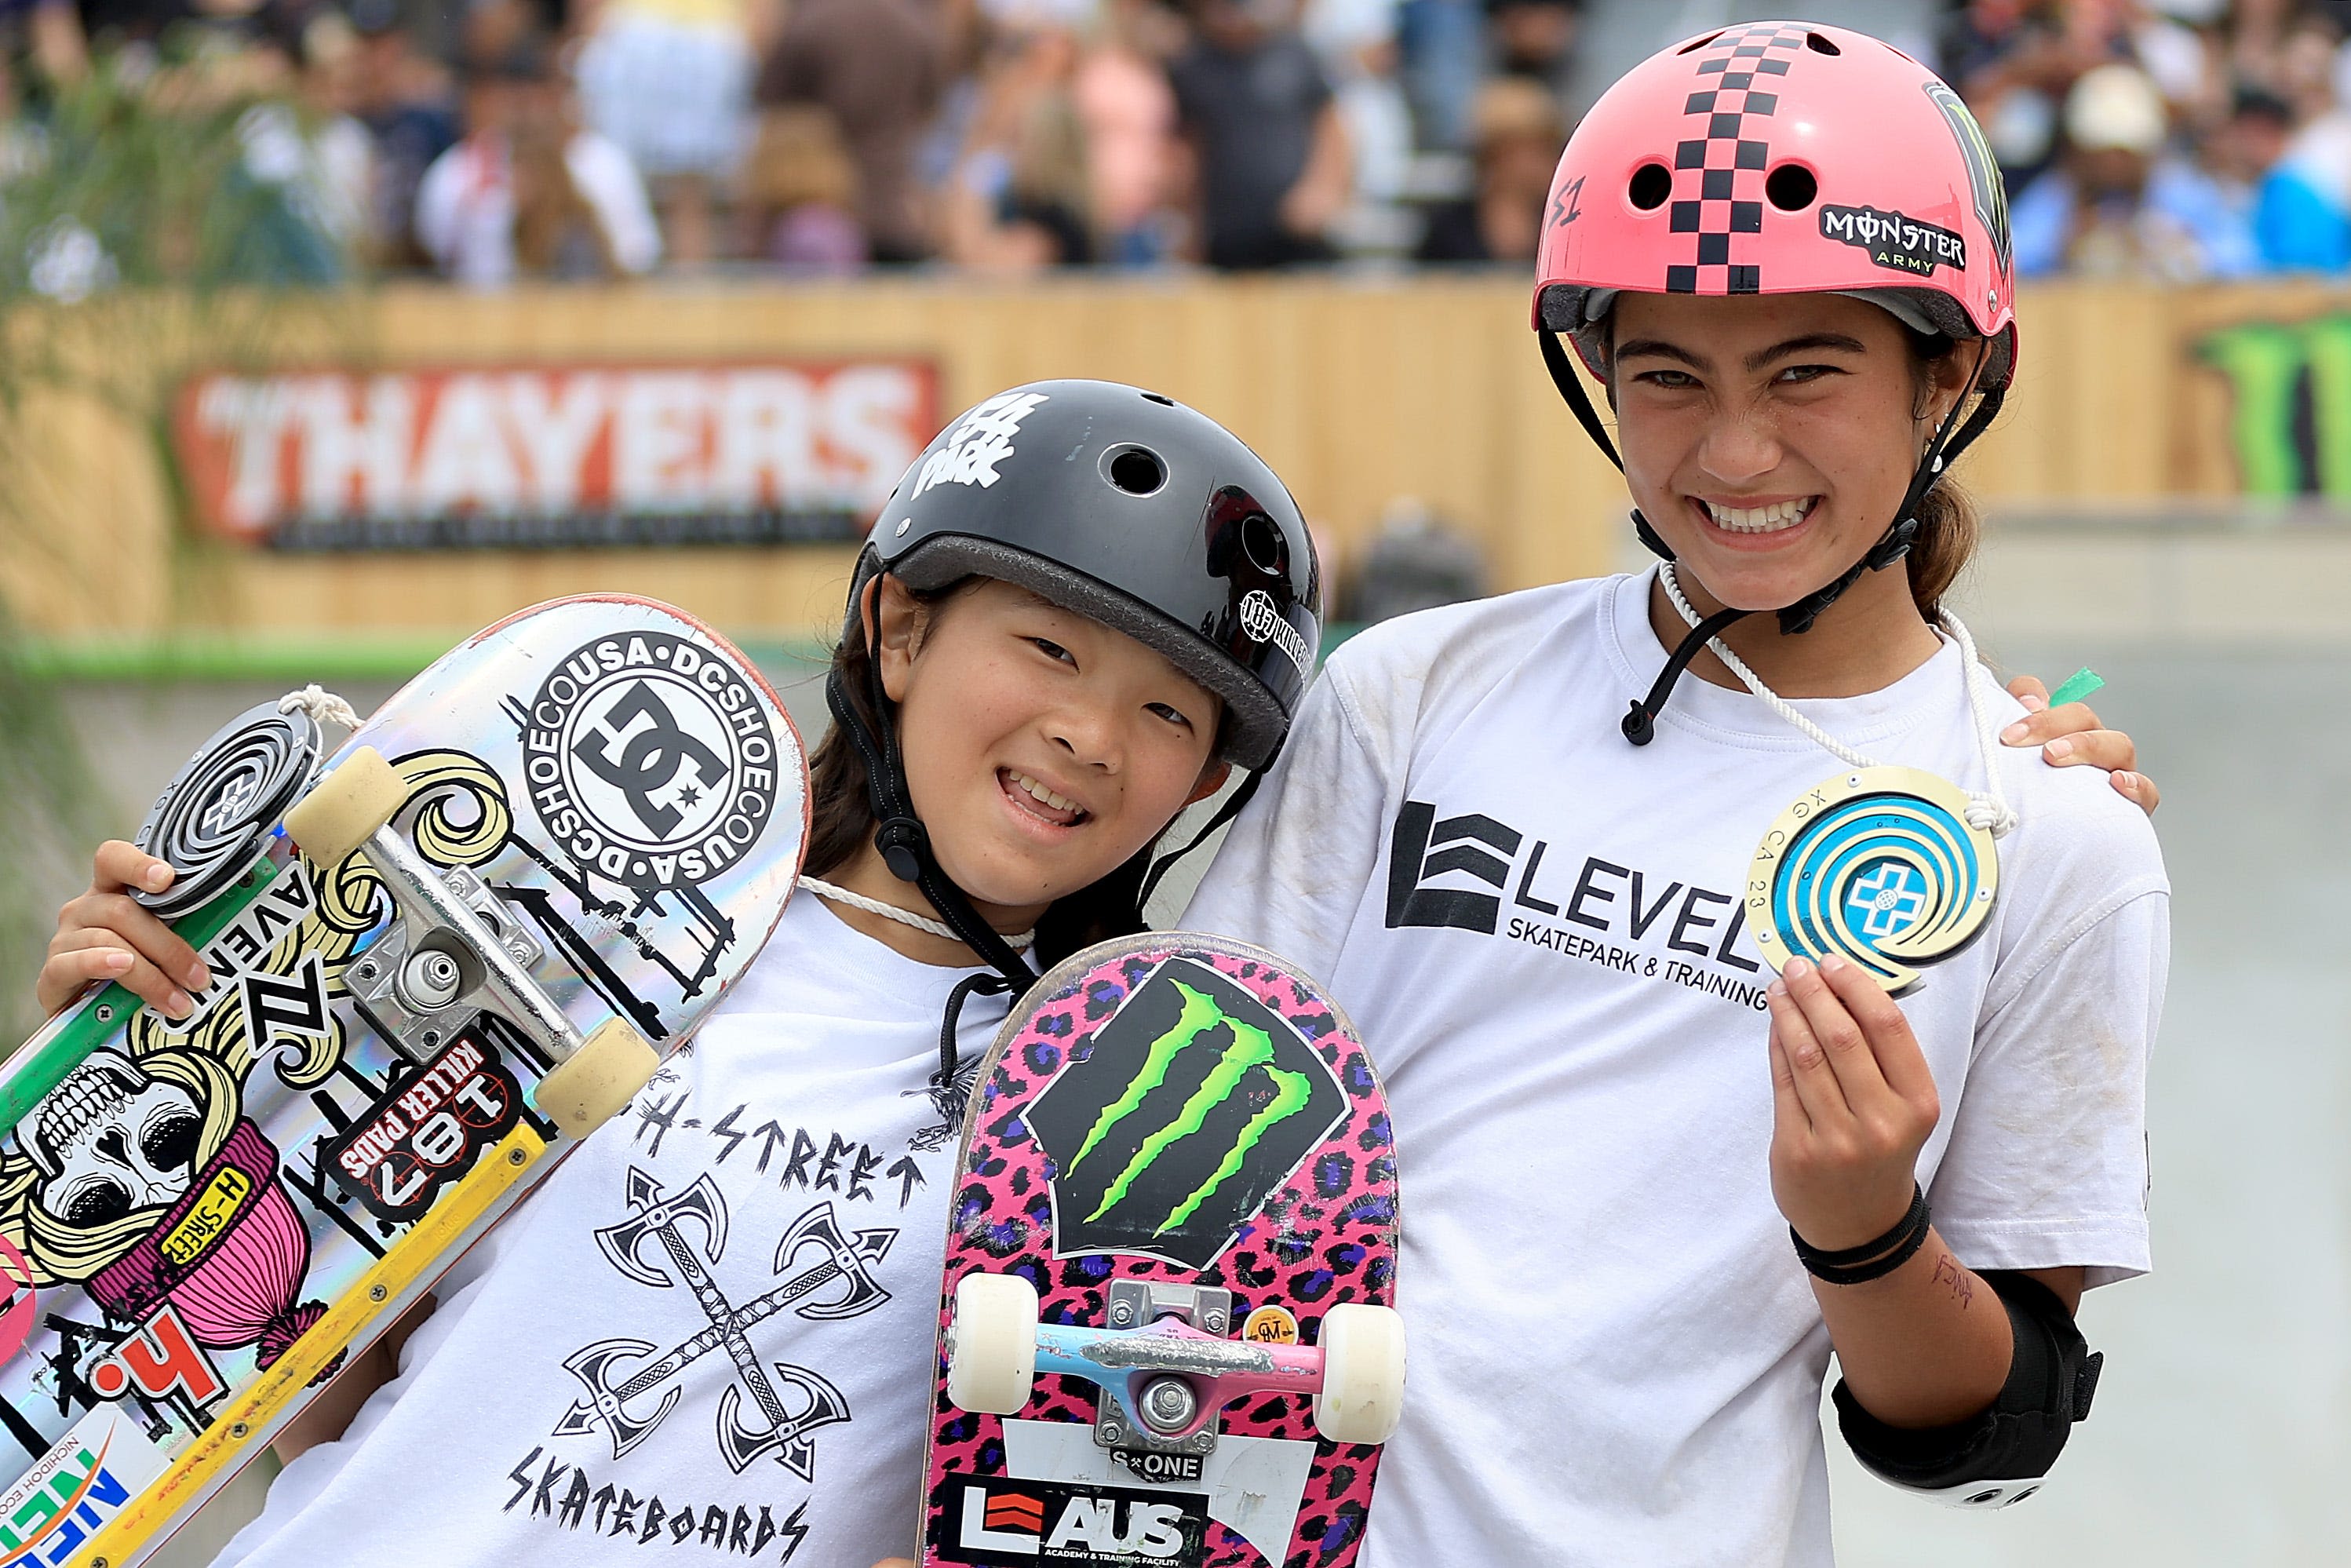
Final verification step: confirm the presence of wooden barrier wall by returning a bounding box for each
[3,275,2346,655]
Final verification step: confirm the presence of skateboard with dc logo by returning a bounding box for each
[919,932,1405,1568]
[0,593,805,1568]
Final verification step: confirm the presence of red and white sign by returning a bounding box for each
[173,359,939,549]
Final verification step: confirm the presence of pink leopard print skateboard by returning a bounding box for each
[918,932,1403,1568]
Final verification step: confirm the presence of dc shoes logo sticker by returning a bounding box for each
[524,632,780,891]
[911,390,1049,498]
[1238,590,1311,678]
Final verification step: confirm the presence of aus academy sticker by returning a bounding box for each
[524,632,781,891]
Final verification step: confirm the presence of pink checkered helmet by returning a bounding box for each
[1534,20,2017,392]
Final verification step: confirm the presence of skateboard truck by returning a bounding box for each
[341,833,576,1067]
[343,860,560,1067]
[1095,1282,1233,1460]
[946,1271,1404,1453]
[286,747,660,1138]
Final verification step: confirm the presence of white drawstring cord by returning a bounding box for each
[799,876,1036,950]
[279,683,362,732]
[1657,563,2017,838]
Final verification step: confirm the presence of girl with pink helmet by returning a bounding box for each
[1180,20,2167,1563]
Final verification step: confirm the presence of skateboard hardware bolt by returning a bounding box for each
[95,1005,114,1023]
[229,1423,249,1440]
[1203,1310,1227,1334]
[508,1147,529,1166]
[1140,1377,1197,1434]
[369,1283,388,1303]
[400,949,464,1011]
[1110,1301,1134,1326]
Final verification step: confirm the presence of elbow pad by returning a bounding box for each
[1832,1271,2103,1510]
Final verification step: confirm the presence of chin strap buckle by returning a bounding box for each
[874,815,929,884]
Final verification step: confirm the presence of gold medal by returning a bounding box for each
[1747,765,1999,997]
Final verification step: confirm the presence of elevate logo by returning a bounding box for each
[1385,801,1520,933]
[1384,797,1768,1005]
[946,1478,1205,1565]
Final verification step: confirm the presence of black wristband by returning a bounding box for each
[1791,1183,1930,1285]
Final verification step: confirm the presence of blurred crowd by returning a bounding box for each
[9,0,2351,286]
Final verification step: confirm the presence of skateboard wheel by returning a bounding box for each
[537,1019,660,1140]
[1314,1304,1405,1444]
[947,1272,1038,1415]
[284,747,408,866]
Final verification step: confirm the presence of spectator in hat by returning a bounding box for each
[575,0,772,266]
[346,0,459,268]
[944,16,1095,272]
[2010,60,2256,278]
[1414,74,1560,263]
[738,104,867,272]
[414,42,661,285]
[756,0,947,264]
[1168,0,1351,270]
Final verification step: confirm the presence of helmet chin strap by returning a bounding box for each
[825,573,1039,994]
[1540,327,2005,744]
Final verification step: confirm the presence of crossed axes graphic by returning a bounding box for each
[554,1168,895,1478]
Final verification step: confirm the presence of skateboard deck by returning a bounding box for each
[919,932,1401,1568]
[0,594,806,1568]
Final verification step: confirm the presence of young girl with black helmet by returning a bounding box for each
[1179,22,2168,1565]
[33,381,1323,1566]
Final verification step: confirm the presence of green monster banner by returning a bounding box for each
[2201,314,2351,496]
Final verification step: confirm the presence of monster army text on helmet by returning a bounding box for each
[1529,20,2020,741]
[829,378,1322,996]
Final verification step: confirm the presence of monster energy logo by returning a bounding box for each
[1028,958,1346,1271]
[2201,313,2351,496]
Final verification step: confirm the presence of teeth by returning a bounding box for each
[38,1061,128,1155]
[1006,770,1081,817]
[1704,498,1813,534]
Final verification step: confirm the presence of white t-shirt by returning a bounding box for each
[1180,571,2169,1568]
[217,893,1006,1568]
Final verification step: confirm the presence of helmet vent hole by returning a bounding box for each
[1106,446,1168,496]
[1676,31,1722,54]
[1765,163,1817,212]
[1239,512,1283,574]
[1627,162,1672,211]
[1140,392,1175,407]
[1804,31,1839,55]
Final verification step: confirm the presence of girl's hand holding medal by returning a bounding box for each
[1764,951,1939,1256]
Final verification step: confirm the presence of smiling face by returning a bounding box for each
[1609,291,1973,618]
[878,578,1229,921]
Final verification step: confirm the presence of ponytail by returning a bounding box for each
[1903,329,1988,628]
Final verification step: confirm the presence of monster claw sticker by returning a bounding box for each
[1025,960,1345,1271]
[1745,766,1999,996]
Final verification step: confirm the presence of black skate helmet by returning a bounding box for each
[854,380,1319,770]
[829,379,1322,992]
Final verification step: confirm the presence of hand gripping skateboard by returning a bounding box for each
[0,595,805,1568]
[920,933,1404,1568]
